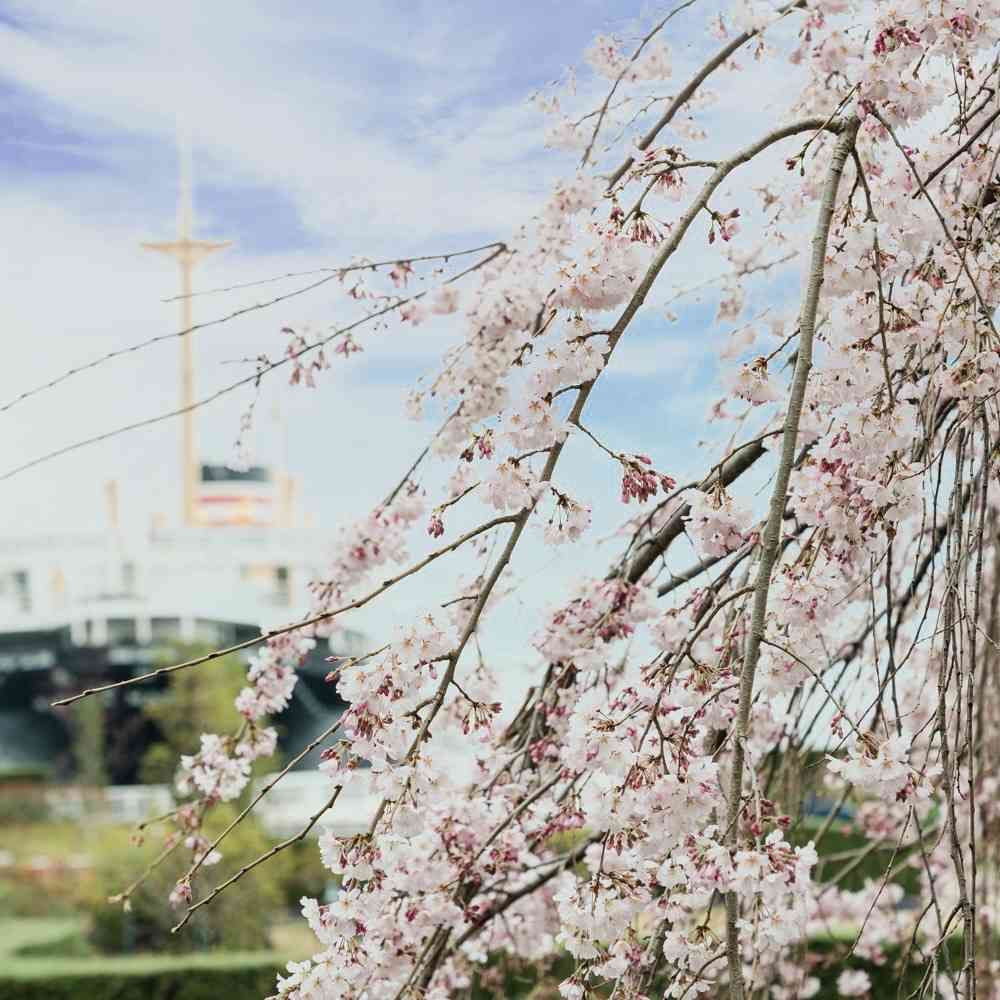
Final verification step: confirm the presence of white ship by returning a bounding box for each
[0,145,362,808]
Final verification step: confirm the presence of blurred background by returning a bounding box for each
[0,140,378,997]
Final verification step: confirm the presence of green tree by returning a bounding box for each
[86,804,297,954]
[75,694,109,787]
[139,644,278,784]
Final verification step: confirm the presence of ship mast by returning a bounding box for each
[142,132,231,527]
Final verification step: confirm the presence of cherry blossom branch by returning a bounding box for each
[171,786,343,933]
[722,115,860,1000]
[449,834,603,951]
[33,12,1000,998]
[402,115,854,996]
[758,637,862,738]
[401,118,845,802]
[605,0,806,189]
[3,243,508,483]
[107,835,184,909]
[875,111,999,341]
[920,106,1000,191]
[624,438,768,584]
[180,714,346,887]
[0,273,340,415]
[656,547,746,597]
[580,0,699,167]
[162,244,504,302]
[659,249,799,310]
[51,514,517,706]
[1,242,504,416]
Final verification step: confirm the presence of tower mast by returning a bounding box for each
[142,134,231,527]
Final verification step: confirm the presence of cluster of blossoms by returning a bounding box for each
[827,730,938,803]
[724,356,782,406]
[235,631,312,722]
[166,488,429,889]
[310,487,426,612]
[788,420,922,556]
[619,453,676,504]
[533,578,658,669]
[177,733,254,803]
[684,488,755,558]
[483,459,544,513]
[175,634,305,805]
[931,349,1000,412]
[542,486,592,544]
[331,616,455,769]
[586,33,673,83]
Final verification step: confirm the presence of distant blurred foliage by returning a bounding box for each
[84,806,318,954]
[138,644,275,784]
[0,954,286,1000]
[74,695,108,787]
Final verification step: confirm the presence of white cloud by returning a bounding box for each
[0,1,560,243]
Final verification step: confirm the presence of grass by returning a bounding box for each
[0,910,310,981]
[0,918,86,958]
[1,950,289,980]
[0,949,290,1000]
[0,821,99,863]
[0,821,316,998]
[0,919,290,994]
[269,919,316,959]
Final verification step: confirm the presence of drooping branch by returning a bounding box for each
[605,0,806,189]
[580,0,699,167]
[1,242,506,416]
[624,438,768,585]
[51,513,518,707]
[3,243,508,483]
[403,116,858,993]
[723,115,860,1000]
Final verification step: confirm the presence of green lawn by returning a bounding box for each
[0,951,289,1000]
[0,920,289,1000]
[2,950,288,979]
[0,821,96,862]
[0,914,306,1000]
[0,918,85,958]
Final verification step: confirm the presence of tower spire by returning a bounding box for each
[142,128,231,527]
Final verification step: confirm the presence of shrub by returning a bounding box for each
[83,809,298,954]
[0,773,50,823]
[791,819,922,896]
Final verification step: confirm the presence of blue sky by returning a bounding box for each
[1,1,638,251]
[0,1,807,665]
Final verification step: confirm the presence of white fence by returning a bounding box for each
[46,784,174,825]
[44,774,377,837]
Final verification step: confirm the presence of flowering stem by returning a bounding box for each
[5,243,509,482]
[605,0,806,189]
[52,513,518,707]
[179,714,346,888]
[723,115,859,1000]
[172,787,343,934]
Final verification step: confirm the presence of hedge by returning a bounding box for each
[1,940,966,1000]
[0,952,287,1000]
[808,932,965,999]
[469,935,966,999]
